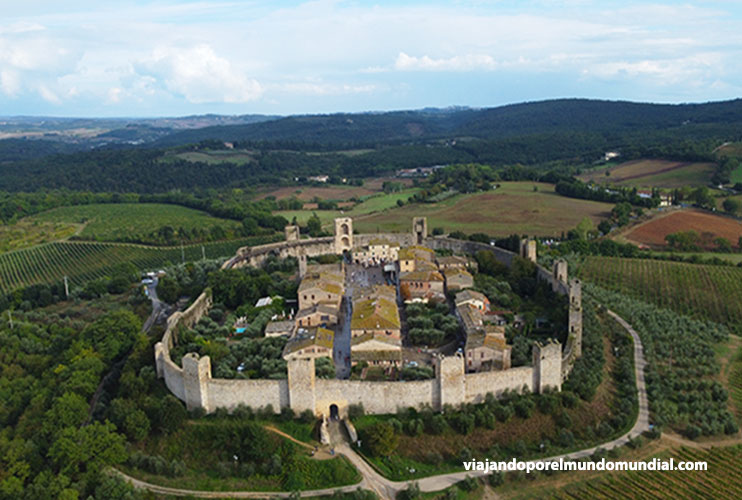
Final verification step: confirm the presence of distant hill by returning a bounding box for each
[153,98,742,147]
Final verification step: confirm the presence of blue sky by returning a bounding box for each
[1,0,741,117]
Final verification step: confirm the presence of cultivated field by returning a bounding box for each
[579,159,715,188]
[0,219,79,253]
[0,237,274,294]
[258,185,377,201]
[516,445,742,500]
[28,203,242,244]
[354,182,613,237]
[275,188,422,227]
[622,209,742,249]
[578,256,742,328]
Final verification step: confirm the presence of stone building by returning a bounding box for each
[400,269,445,303]
[455,289,489,311]
[295,303,339,328]
[443,267,474,292]
[352,237,400,264]
[283,326,334,360]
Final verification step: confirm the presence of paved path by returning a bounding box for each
[115,308,650,500]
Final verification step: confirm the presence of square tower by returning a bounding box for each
[412,217,428,245]
[285,225,300,242]
[334,217,353,254]
[519,238,537,263]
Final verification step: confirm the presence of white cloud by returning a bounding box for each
[272,82,378,96]
[137,45,262,104]
[394,52,499,71]
[584,53,723,85]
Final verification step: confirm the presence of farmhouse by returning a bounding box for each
[295,303,339,328]
[264,320,295,338]
[455,289,490,311]
[465,328,512,372]
[283,326,334,360]
[443,267,474,291]
[352,237,400,264]
[400,269,445,303]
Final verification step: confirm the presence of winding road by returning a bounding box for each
[115,308,650,499]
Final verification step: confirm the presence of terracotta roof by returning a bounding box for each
[265,320,294,335]
[355,284,396,301]
[400,269,444,282]
[283,327,334,355]
[436,255,468,267]
[455,289,488,305]
[298,278,343,295]
[352,350,402,362]
[296,303,340,319]
[351,296,401,330]
[458,303,484,334]
[351,331,402,347]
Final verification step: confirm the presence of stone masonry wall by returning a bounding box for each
[156,226,581,415]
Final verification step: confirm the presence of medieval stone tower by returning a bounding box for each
[284,225,300,242]
[183,353,211,411]
[532,340,562,392]
[519,238,537,263]
[435,354,465,410]
[553,259,568,283]
[287,357,316,414]
[334,217,353,254]
[412,217,428,245]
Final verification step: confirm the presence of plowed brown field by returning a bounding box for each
[624,209,742,248]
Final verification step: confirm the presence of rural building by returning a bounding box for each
[350,295,401,339]
[352,238,400,264]
[264,320,295,338]
[398,245,435,272]
[282,327,334,360]
[443,268,474,291]
[400,269,445,303]
[455,290,490,311]
[351,334,403,366]
[436,255,476,271]
[465,329,512,372]
[295,303,339,328]
[298,279,343,310]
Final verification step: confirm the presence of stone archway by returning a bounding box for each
[330,404,339,420]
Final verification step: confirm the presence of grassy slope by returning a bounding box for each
[0,219,79,253]
[275,188,422,227]
[579,159,715,189]
[29,203,242,243]
[355,182,612,237]
[578,256,742,329]
[0,237,275,294]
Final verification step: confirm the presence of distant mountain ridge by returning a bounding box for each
[151,98,742,147]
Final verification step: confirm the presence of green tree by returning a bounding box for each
[722,198,740,215]
[364,422,399,457]
[48,421,127,477]
[306,213,322,237]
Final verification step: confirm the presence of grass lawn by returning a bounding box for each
[29,203,242,244]
[0,218,79,253]
[354,182,612,237]
[125,418,360,492]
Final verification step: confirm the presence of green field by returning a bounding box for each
[579,159,715,189]
[0,237,276,294]
[0,219,79,253]
[578,256,742,329]
[275,187,422,227]
[354,182,613,237]
[28,203,242,244]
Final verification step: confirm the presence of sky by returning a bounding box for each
[1,0,741,117]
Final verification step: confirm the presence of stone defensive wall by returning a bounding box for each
[155,227,582,417]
